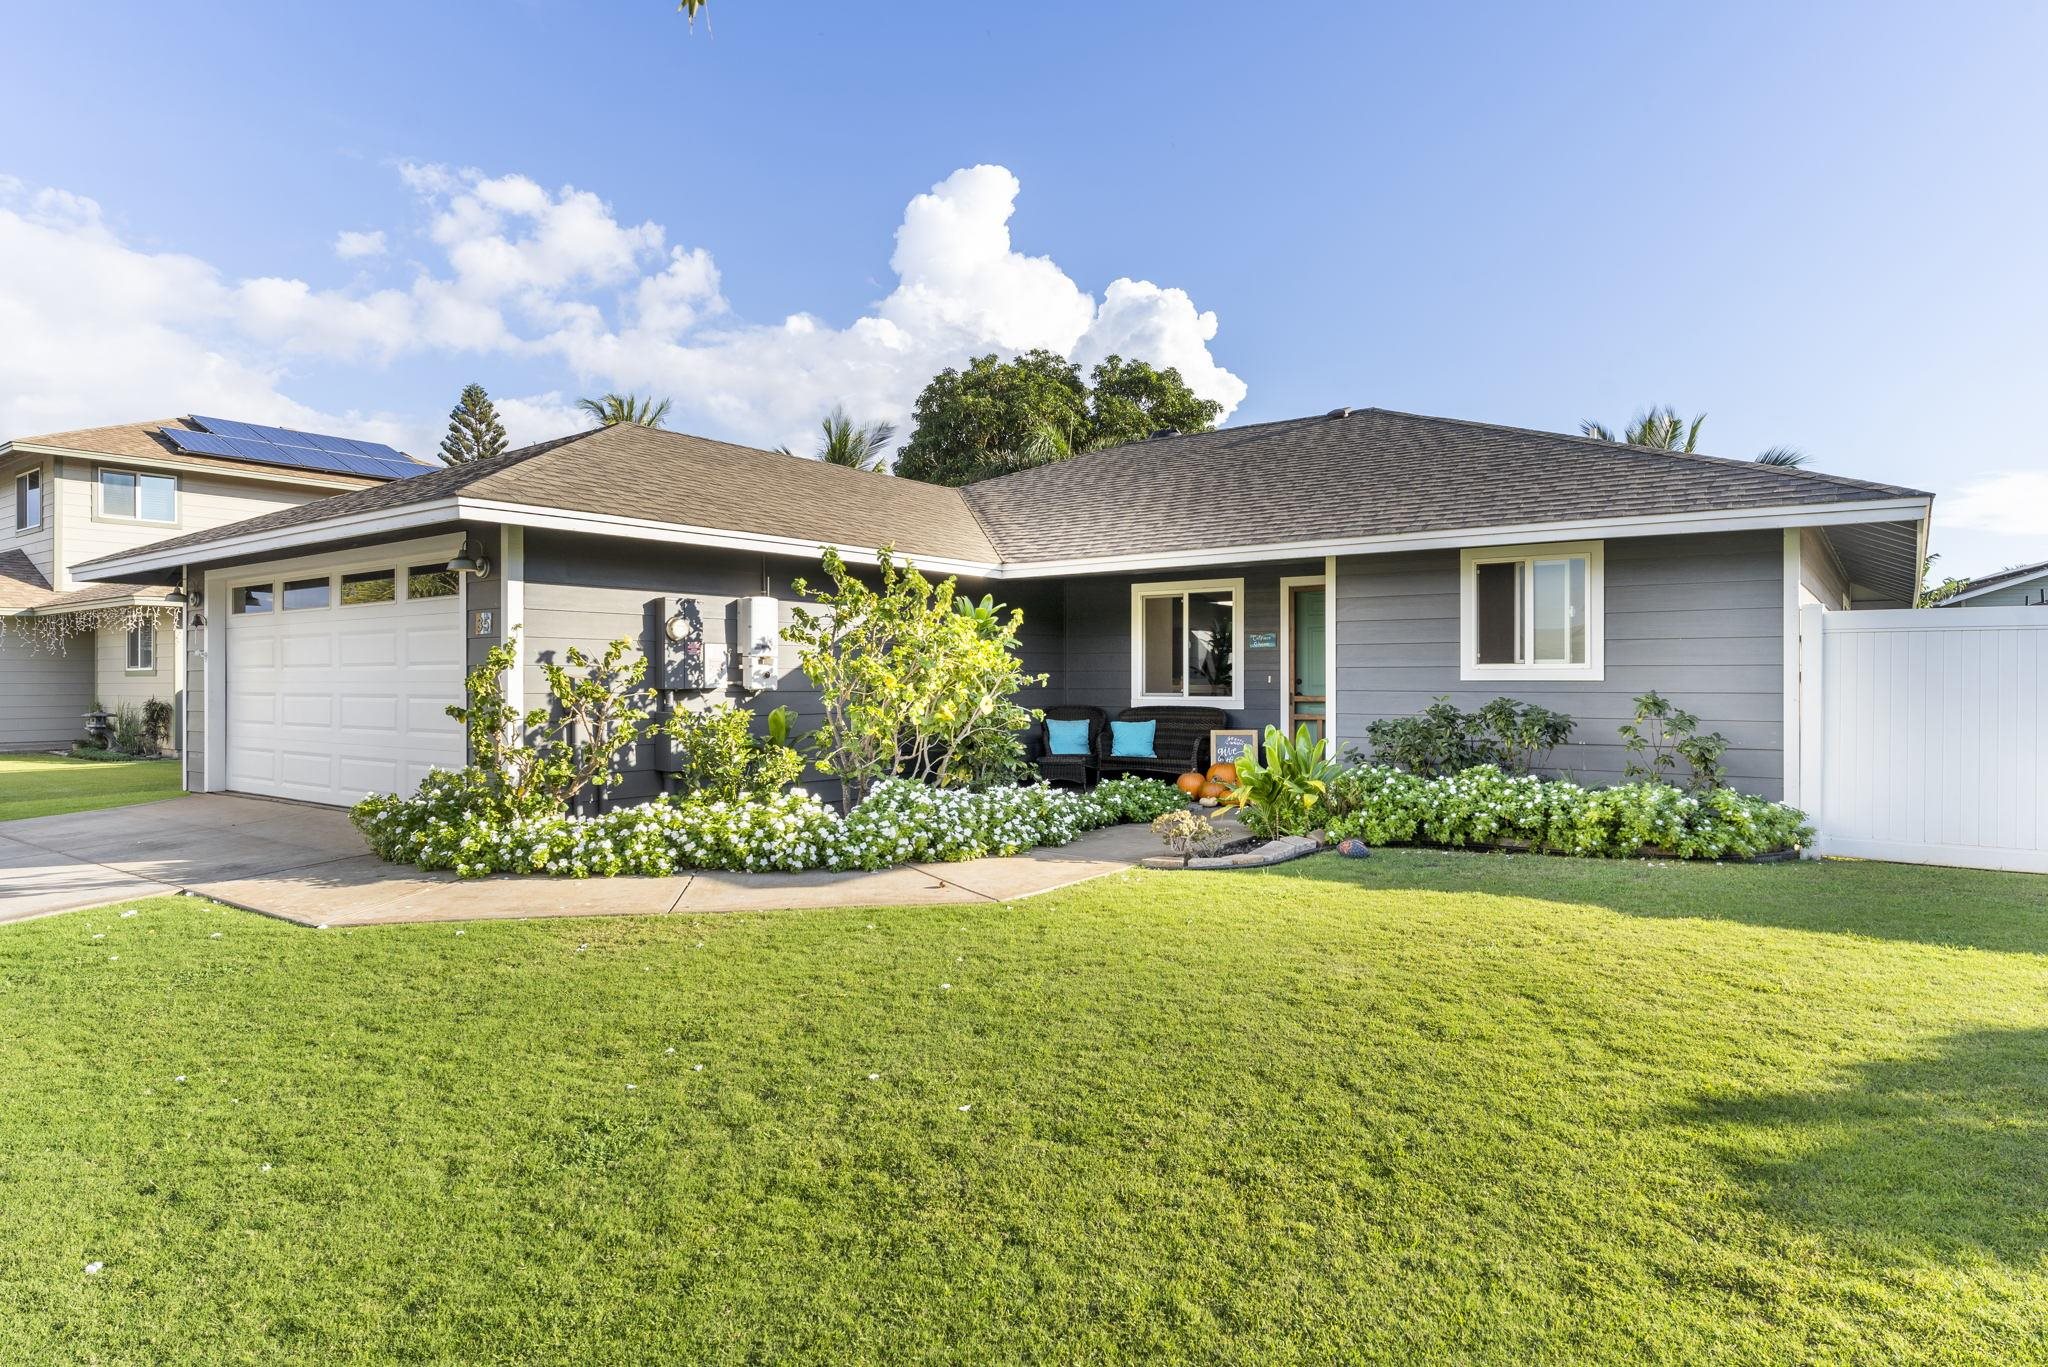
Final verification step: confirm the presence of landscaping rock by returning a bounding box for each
[1186,835,1322,870]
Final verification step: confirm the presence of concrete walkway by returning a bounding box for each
[1,794,1162,927]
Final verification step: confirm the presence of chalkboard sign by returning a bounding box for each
[1247,631,1278,650]
[1209,729,1259,766]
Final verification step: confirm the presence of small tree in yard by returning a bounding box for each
[440,383,508,465]
[784,546,1045,804]
[449,633,653,816]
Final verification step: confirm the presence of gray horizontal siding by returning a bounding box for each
[1334,530,1787,798]
[0,634,94,751]
[515,534,1062,805]
[1051,560,1323,734]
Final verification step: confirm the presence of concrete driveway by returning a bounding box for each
[1,794,1164,927]
[0,795,373,922]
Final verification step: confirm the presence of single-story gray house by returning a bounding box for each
[69,407,1932,808]
[1934,559,2048,608]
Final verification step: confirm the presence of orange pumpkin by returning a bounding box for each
[1199,780,1230,801]
[1206,762,1238,786]
[1175,771,1207,796]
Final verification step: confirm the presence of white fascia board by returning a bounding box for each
[452,499,1005,579]
[68,499,466,579]
[67,492,1934,586]
[989,496,1934,579]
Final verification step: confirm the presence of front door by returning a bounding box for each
[1286,582,1326,741]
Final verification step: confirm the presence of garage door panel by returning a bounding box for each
[226,570,465,807]
[339,630,399,668]
[280,692,336,728]
[406,624,464,668]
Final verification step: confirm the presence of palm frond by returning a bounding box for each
[1580,421,1616,442]
[1753,446,1808,467]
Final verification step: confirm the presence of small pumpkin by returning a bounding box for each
[1199,779,1230,801]
[1175,771,1206,796]
[1206,762,1238,786]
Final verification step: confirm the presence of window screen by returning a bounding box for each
[1474,561,1521,665]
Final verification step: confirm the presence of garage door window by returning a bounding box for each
[341,569,396,605]
[233,585,274,614]
[283,577,331,611]
[407,565,459,599]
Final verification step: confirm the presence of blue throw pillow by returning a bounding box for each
[1045,718,1092,756]
[1109,718,1157,758]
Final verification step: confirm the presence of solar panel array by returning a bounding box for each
[163,416,428,481]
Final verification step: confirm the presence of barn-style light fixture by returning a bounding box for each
[446,540,492,581]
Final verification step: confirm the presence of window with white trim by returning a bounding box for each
[1130,578,1243,706]
[98,468,178,523]
[14,469,40,531]
[1459,542,1604,681]
[126,623,155,672]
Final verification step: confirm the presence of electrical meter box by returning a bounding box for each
[736,595,780,691]
[655,596,707,691]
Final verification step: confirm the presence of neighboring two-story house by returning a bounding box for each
[0,417,429,761]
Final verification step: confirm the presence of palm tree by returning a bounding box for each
[1581,406,1806,467]
[577,393,672,429]
[777,406,897,472]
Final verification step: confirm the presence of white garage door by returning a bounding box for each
[224,558,466,805]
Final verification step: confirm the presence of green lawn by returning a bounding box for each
[3,853,2046,1363]
[0,753,183,822]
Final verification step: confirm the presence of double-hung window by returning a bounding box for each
[1459,542,1604,681]
[126,624,155,672]
[1130,578,1244,707]
[99,468,178,523]
[14,469,40,531]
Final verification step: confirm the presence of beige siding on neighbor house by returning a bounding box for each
[2,451,58,588]
[52,459,330,590]
[0,633,93,752]
[91,617,176,720]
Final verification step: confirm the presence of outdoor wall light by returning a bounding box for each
[447,541,493,581]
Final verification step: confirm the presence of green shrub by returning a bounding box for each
[1226,724,1341,837]
[112,703,145,756]
[142,698,175,754]
[1326,764,1809,861]
[447,634,654,819]
[351,773,1187,880]
[1365,697,1575,776]
[661,703,804,801]
[1620,690,1729,790]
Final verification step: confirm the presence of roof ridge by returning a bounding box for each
[962,412,1323,492]
[1364,405,1928,498]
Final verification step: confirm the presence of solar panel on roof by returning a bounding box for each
[172,417,426,479]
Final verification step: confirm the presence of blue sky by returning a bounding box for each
[2,1,2042,575]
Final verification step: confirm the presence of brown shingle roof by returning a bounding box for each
[74,424,1002,570]
[0,550,52,611]
[960,407,1930,562]
[70,408,1932,576]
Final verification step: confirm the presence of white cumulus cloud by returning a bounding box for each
[1941,471,2048,538]
[0,163,1244,463]
[333,229,386,259]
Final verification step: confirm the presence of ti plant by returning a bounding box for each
[1225,724,1342,838]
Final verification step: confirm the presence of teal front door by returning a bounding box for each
[1288,583,1326,741]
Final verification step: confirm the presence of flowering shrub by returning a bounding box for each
[351,772,1187,879]
[1325,764,1810,860]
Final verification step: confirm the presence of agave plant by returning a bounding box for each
[1225,724,1342,838]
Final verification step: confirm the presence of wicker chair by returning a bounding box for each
[1032,704,1108,786]
[1098,705,1231,779]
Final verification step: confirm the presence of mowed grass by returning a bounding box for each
[0,754,182,822]
[3,853,2046,1363]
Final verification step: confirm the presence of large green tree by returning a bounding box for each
[894,351,1222,486]
[438,383,508,466]
[577,393,673,429]
[1580,405,1808,467]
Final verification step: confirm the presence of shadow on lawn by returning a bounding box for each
[1675,1027,2048,1266]
[1260,849,2048,956]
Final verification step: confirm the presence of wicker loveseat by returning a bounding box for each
[1097,705,1231,779]
[1032,704,1108,787]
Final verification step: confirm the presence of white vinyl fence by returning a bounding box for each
[1800,604,2047,873]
